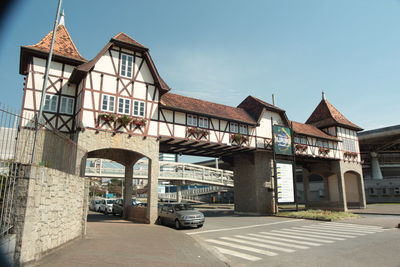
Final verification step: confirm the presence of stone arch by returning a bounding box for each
[344,170,364,208]
[78,131,160,223]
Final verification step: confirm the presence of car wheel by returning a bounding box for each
[175,219,181,230]
[197,224,203,228]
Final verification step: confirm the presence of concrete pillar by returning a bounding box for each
[302,168,310,205]
[176,185,182,202]
[123,164,133,219]
[233,151,275,215]
[370,152,383,180]
[146,157,159,224]
[333,162,347,212]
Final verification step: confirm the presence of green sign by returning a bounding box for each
[273,125,293,156]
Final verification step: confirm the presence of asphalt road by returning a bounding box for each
[183,215,400,267]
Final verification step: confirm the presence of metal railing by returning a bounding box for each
[85,161,234,187]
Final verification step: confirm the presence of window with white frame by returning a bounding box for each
[118,97,131,114]
[198,117,208,128]
[239,124,248,134]
[102,95,115,112]
[60,96,75,115]
[230,122,239,133]
[120,53,133,78]
[343,138,357,152]
[133,101,145,117]
[43,94,58,112]
[187,114,198,126]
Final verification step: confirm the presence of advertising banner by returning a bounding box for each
[276,162,295,203]
[273,125,293,156]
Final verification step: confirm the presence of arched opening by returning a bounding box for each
[85,148,155,223]
[344,171,363,208]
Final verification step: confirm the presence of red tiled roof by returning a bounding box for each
[112,32,146,48]
[291,121,338,141]
[24,24,86,62]
[306,99,363,131]
[160,93,257,125]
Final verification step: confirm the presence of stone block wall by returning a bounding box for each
[14,165,88,264]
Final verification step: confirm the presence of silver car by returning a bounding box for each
[157,203,205,229]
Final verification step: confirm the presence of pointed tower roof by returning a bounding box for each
[23,24,86,62]
[112,32,147,49]
[306,98,363,131]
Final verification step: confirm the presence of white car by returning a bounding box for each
[99,199,117,214]
[89,199,102,212]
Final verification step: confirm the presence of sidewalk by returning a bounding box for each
[349,203,400,216]
[35,212,226,267]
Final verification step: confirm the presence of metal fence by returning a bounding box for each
[0,103,86,237]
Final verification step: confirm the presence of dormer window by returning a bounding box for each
[120,53,133,78]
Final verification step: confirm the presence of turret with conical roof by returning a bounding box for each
[306,94,363,131]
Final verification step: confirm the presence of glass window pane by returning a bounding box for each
[109,96,114,112]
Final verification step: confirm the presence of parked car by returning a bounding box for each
[99,198,116,214]
[157,203,205,229]
[112,199,143,216]
[89,199,102,212]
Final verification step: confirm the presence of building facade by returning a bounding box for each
[19,17,366,218]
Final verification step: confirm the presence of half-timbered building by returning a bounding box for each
[19,17,366,222]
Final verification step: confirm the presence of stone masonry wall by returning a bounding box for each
[14,165,88,264]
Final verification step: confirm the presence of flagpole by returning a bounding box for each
[31,0,63,164]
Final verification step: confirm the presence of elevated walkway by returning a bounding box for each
[85,160,234,187]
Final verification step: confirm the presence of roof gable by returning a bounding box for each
[306,99,362,131]
[23,24,86,62]
[238,96,289,125]
[112,32,146,49]
[160,93,256,125]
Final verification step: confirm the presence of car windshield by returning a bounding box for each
[106,200,115,204]
[174,204,194,211]
[95,200,101,204]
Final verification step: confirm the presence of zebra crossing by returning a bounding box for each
[204,222,388,262]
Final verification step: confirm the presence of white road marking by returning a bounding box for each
[328,223,386,230]
[280,229,346,240]
[290,227,358,238]
[250,233,322,246]
[235,235,310,249]
[206,239,278,256]
[220,237,296,253]
[214,247,262,261]
[302,225,376,234]
[187,219,303,235]
[268,231,334,243]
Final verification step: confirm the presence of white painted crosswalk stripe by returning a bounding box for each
[327,223,385,230]
[290,227,359,238]
[248,233,322,246]
[220,237,296,253]
[198,222,386,263]
[214,247,262,261]
[234,235,310,249]
[206,239,278,256]
[298,226,367,235]
[280,229,347,240]
[302,225,376,234]
[268,231,335,243]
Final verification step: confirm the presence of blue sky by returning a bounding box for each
[1,0,399,132]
